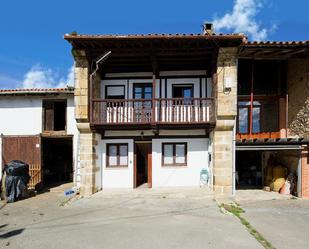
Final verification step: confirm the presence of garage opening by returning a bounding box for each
[236,151,263,189]
[236,147,301,196]
[42,137,73,187]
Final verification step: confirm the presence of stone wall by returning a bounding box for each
[287,58,309,138]
[73,49,99,196]
[213,47,238,196]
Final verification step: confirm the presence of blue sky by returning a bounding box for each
[0,0,308,89]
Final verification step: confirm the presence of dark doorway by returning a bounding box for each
[42,137,73,187]
[135,143,152,188]
[43,100,67,131]
[236,151,262,189]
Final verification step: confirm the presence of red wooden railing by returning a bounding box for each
[91,98,215,125]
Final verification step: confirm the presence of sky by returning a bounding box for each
[0,0,308,89]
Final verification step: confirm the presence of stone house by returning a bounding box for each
[64,28,309,198]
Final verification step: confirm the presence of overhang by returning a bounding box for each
[64,33,245,74]
[239,40,309,59]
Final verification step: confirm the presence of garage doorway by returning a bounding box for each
[236,151,263,189]
[134,142,152,188]
[42,137,73,187]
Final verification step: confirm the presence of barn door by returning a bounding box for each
[1,135,42,189]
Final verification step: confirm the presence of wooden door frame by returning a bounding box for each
[134,141,152,188]
[147,143,152,188]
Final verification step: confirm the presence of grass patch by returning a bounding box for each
[221,203,275,249]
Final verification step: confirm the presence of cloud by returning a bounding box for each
[22,65,74,89]
[212,0,275,41]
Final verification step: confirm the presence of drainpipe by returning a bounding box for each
[232,117,236,196]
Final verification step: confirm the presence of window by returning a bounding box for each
[106,144,128,167]
[162,143,187,166]
[43,100,66,131]
[105,85,125,99]
[237,101,261,134]
[172,85,193,98]
[237,100,279,134]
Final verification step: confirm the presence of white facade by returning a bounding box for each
[0,93,79,184]
[0,97,43,135]
[100,139,134,189]
[152,138,209,187]
[96,71,213,189]
[101,76,212,99]
[97,136,210,189]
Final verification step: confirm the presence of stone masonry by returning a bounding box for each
[73,50,99,196]
[213,47,238,196]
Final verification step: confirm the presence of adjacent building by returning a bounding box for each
[0,88,79,189]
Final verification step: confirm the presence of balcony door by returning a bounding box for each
[133,83,152,123]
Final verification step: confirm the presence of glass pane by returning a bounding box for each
[239,108,249,134]
[262,101,278,132]
[134,93,142,99]
[119,145,128,165]
[183,88,192,98]
[252,107,261,133]
[175,144,185,164]
[163,144,173,164]
[135,87,142,93]
[238,101,251,106]
[144,92,152,99]
[108,145,117,166]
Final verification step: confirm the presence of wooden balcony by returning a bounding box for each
[91,98,215,128]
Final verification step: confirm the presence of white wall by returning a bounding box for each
[66,96,80,187]
[100,139,134,189]
[101,74,213,99]
[152,138,209,187]
[0,97,42,135]
[0,94,79,187]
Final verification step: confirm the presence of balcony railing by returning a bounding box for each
[91,98,215,126]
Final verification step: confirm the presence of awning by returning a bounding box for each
[236,145,302,151]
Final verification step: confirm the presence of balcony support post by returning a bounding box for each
[152,74,156,124]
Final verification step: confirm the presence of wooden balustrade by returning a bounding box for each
[91,98,215,125]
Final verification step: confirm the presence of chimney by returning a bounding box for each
[203,23,214,35]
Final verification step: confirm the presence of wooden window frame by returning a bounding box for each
[162,142,187,166]
[42,99,67,132]
[105,85,125,99]
[106,143,128,168]
[133,83,153,99]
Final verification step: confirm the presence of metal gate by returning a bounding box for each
[1,135,42,189]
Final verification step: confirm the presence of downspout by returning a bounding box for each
[232,117,236,196]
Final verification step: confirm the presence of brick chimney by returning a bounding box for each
[203,23,214,35]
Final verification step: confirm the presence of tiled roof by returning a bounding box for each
[64,32,246,40]
[0,87,74,95]
[245,40,309,46]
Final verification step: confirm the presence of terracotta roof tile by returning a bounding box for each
[64,32,246,40]
[0,87,74,95]
[245,40,309,46]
